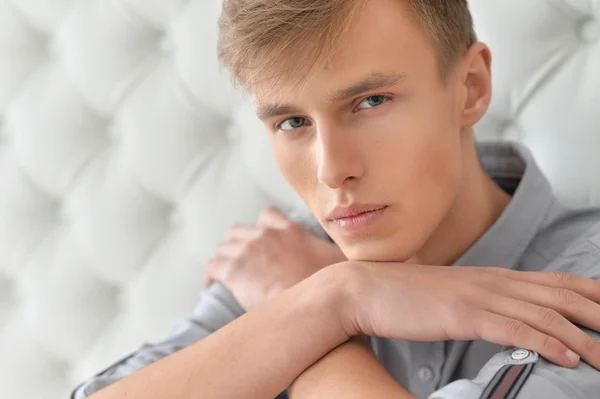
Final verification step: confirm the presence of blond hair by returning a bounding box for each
[218,0,477,91]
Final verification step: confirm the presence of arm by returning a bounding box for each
[287,262,600,399]
[74,206,327,398]
[88,268,350,399]
[430,254,600,399]
[288,338,416,399]
[72,283,244,398]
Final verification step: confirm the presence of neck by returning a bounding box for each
[410,132,512,266]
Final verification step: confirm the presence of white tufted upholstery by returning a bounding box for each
[0,1,598,398]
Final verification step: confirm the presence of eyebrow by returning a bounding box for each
[329,72,407,102]
[256,104,301,121]
[256,72,407,120]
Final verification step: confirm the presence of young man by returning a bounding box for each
[73,0,600,398]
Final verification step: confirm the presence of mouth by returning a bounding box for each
[327,205,390,232]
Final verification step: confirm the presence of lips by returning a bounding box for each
[327,204,389,221]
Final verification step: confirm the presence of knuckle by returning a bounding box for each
[504,319,527,337]
[537,307,560,328]
[555,288,580,305]
[283,219,299,231]
[553,271,574,283]
[256,225,268,236]
[584,335,598,353]
[259,226,276,239]
[540,334,558,353]
[259,207,277,220]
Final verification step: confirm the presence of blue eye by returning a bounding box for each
[357,95,389,109]
[279,117,307,131]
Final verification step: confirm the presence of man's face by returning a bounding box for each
[255,0,470,262]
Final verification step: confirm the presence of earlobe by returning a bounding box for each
[461,42,493,128]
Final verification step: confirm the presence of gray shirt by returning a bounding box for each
[72,141,600,399]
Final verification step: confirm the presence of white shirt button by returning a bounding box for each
[417,366,434,382]
[511,349,530,360]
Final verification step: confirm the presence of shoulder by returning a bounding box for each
[527,207,600,280]
[553,219,600,280]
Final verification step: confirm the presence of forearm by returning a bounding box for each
[89,270,349,399]
[74,283,245,398]
[288,337,416,399]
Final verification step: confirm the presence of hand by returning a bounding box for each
[205,207,346,310]
[336,262,600,369]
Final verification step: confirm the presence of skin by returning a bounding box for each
[255,0,509,267]
[88,0,600,398]
[210,0,600,396]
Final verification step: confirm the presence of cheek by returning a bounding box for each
[380,91,464,215]
[272,140,316,201]
[379,105,460,180]
[411,131,462,203]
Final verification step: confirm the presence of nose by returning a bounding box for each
[316,127,364,189]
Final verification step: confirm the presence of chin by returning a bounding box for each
[340,239,414,263]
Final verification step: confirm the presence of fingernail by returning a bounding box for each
[565,349,580,365]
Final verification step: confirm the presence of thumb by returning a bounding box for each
[203,259,217,289]
[203,274,214,289]
[257,206,291,229]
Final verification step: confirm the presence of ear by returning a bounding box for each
[459,42,492,128]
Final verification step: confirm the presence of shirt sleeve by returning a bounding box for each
[428,328,600,399]
[71,206,327,398]
[71,282,245,398]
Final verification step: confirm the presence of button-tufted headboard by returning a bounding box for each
[0,1,598,398]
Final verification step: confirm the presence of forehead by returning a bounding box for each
[253,0,437,105]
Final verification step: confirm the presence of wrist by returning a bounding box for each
[310,262,360,339]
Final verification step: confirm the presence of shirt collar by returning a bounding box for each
[453,141,556,270]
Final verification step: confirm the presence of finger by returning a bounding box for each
[486,295,600,369]
[204,257,231,289]
[495,278,600,334]
[214,241,245,259]
[203,274,214,289]
[485,268,600,304]
[227,224,261,241]
[476,311,579,368]
[203,260,216,289]
[257,207,292,229]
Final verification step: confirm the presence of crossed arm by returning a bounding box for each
[79,207,600,399]
[288,337,415,399]
[87,260,600,399]
[88,268,410,399]
[86,273,403,399]
[85,273,411,399]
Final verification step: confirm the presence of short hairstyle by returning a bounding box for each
[218,0,477,91]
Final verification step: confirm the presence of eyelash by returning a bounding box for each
[274,95,392,132]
